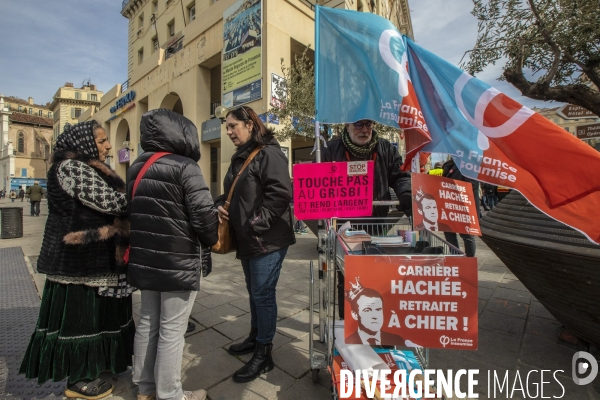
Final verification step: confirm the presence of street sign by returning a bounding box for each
[557,104,597,120]
[576,123,600,140]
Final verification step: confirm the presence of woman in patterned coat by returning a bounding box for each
[20,121,134,400]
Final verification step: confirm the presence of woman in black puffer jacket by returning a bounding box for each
[127,109,218,400]
[216,106,295,383]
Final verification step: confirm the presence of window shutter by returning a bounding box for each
[71,108,75,118]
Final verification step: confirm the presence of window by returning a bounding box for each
[188,3,196,21]
[72,108,82,118]
[565,127,570,132]
[28,108,32,114]
[18,132,25,153]
[152,36,159,52]
[38,110,43,116]
[153,0,158,12]
[138,47,144,64]
[168,20,175,37]
[91,94,97,101]
[5,104,10,111]
[75,91,81,100]
[139,13,144,28]
[18,105,22,112]
[48,111,53,118]
[21,168,27,177]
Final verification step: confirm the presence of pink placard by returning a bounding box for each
[292,161,374,220]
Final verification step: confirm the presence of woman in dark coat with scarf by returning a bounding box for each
[20,121,134,400]
[216,106,295,383]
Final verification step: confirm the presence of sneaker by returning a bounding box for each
[300,230,308,235]
[182,389,207,400]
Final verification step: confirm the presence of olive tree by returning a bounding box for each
[463,0,600,116]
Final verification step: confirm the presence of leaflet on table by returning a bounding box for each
[333,348,440,399]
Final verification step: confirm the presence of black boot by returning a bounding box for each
[228,327,258,355]
[232,343,274,383]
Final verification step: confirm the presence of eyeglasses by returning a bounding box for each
[232,106,251,121]
[353,120,373,130]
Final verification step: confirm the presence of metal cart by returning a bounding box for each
[309,214,464,398]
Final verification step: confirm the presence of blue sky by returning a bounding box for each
[0,0,559,110]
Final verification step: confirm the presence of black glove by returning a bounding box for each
[201,247,212,277]
[398,193,412,217]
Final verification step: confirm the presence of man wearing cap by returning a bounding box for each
[26,181,45,216]
[321,120,412,218]
[320,120,412,317]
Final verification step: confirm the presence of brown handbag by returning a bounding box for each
[212,146,263,254]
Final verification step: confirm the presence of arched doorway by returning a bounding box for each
[115,119,130,179]
[160,93,184,115]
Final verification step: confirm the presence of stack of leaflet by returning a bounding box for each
[370,236,408,246]
[338,221,371,254]
[332,323,442,399]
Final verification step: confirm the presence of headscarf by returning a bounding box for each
[54,121,100,159]
[341,126,379,159]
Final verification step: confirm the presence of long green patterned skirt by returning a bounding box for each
[19,280,135,384]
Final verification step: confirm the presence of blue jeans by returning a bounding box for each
[444,232,476,257]
[485,195,498,210]
[241,247,288,344]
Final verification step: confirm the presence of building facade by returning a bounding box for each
[50,82,103,144]
[0,96,53,191]
[532,106,600,151]
[83,0,413,198]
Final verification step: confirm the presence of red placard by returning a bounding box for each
[411,173,481,236]
[293,161,374,220]
[344,255,478,349]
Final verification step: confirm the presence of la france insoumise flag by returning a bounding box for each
[315,6,600,244]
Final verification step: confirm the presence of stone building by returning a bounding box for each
[81,0,413,198]
[0,96,53,191]
[532,106,600,151]
[50,82,103,143]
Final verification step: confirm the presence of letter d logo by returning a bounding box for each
[572,351,598,385]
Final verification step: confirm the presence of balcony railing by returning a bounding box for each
[122,79,130,92]
[210,101,221,118]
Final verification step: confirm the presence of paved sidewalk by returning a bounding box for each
[0,198,598,399]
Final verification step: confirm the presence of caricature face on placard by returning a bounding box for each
[344,255,479,349]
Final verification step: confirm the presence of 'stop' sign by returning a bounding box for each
[557,104,597,120]
[110,91,136,114]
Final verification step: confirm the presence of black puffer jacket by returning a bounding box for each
[215,137,295,259]
[127,109,218,292]
[322,135,411,217]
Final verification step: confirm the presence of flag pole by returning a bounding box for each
[314,4,321,163]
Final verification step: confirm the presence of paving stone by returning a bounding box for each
[99,369,136,396]
[529,301,556,320]
[479,310,526,337]
[277,375,333,400]
[190,303,247,328]
[277,298,308,320]
[499,278,529,292]
[183,328,232,360]
[478,280,499,290]
[525,315,562,341]
[519,333,576,373]
[478,299,487,315]
[230,297,252,313]
[109,387,138,400]
[478,287,494,300]
[213,313,253,341]
[485,298,529,319]
[199,291,243,309]
[214,366,295,400]
[462,330,522,371]
[208,381,267,400]
[181,348,245,390]
[478,271,505,283]
[272,340,312,378]
[276,310,316,339]
[277,285,302,300]
[190,300,208,315]
[492,287,532,304]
